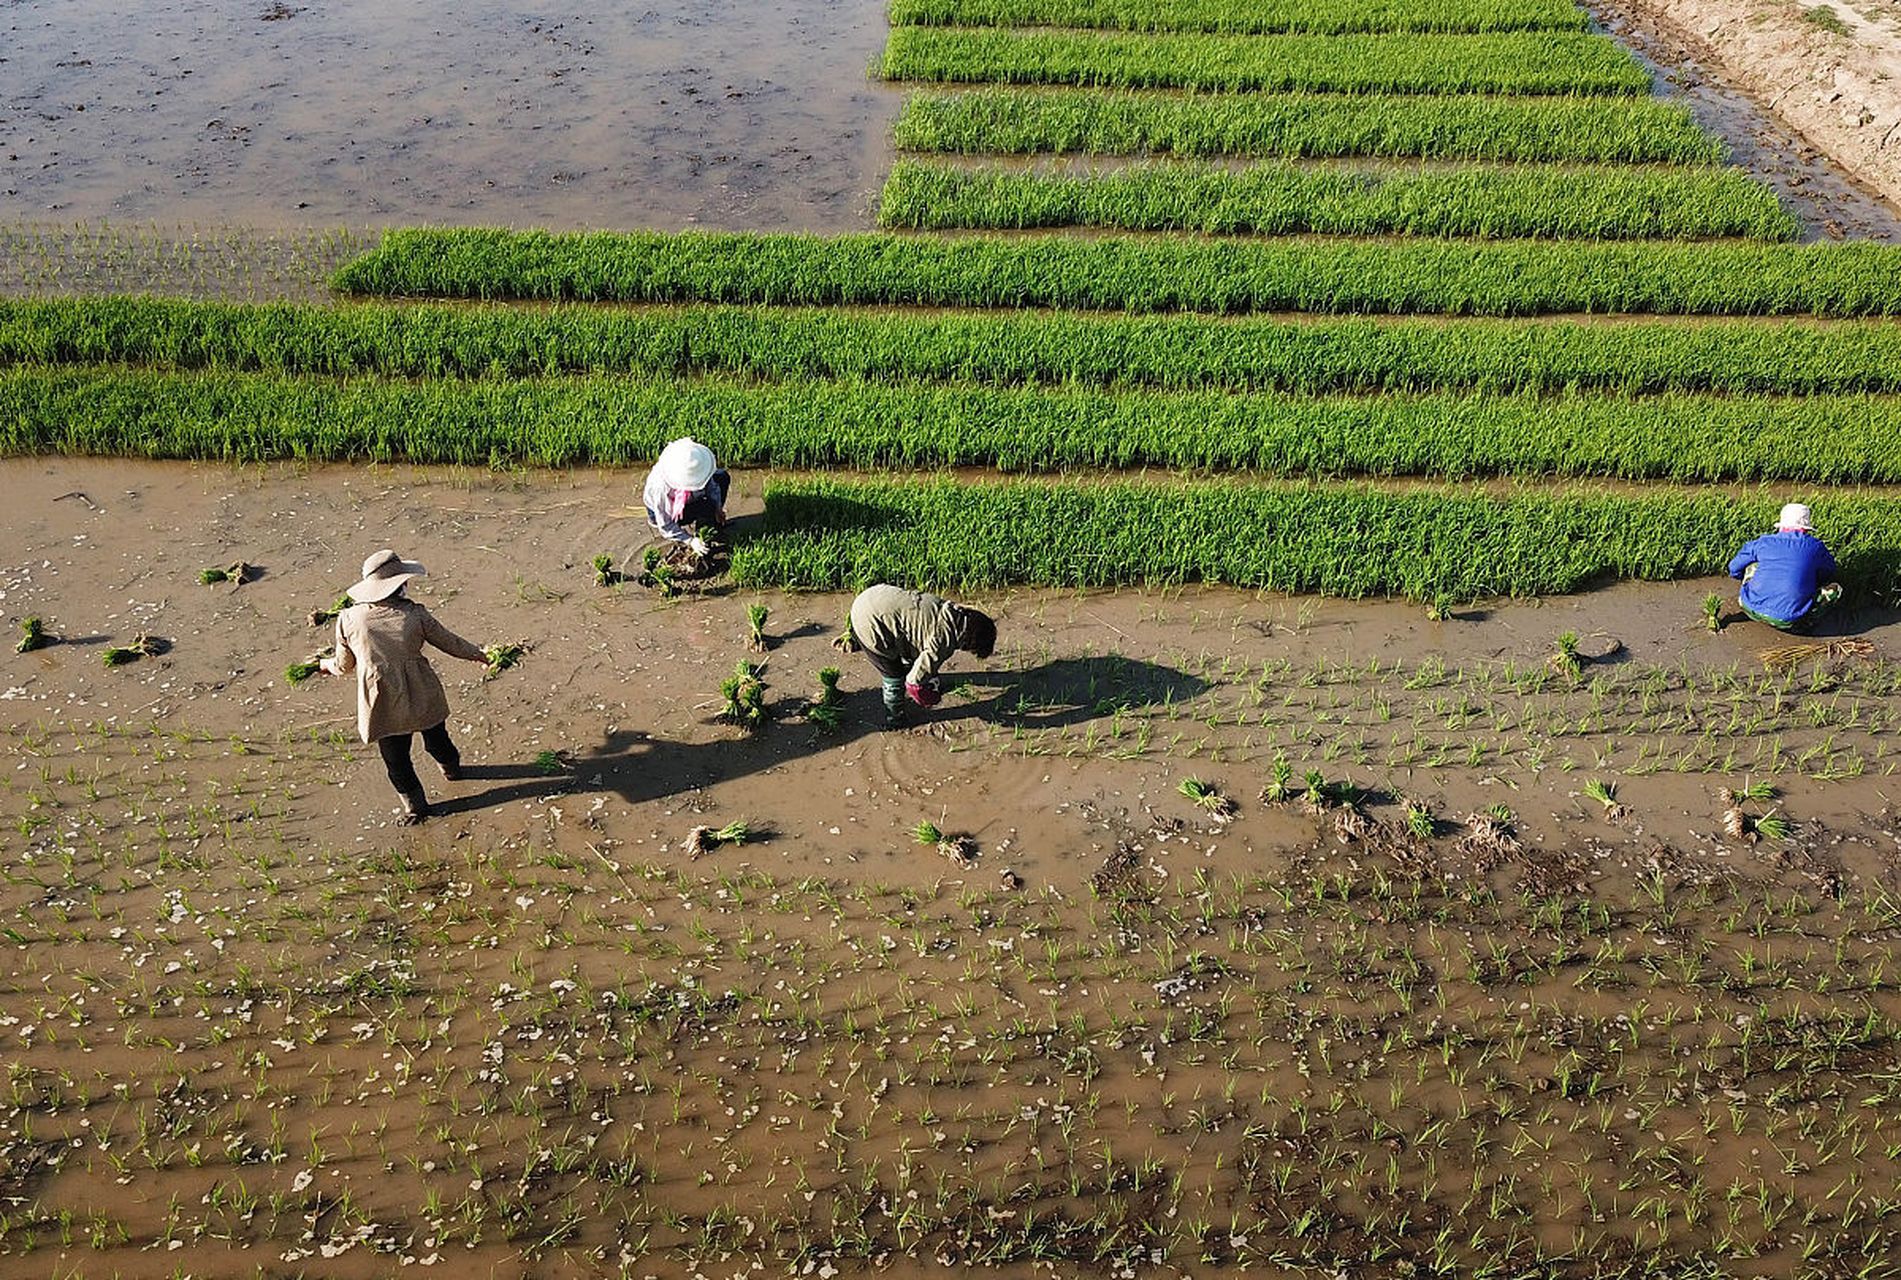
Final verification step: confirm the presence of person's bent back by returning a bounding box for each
[1728,503,1840,632]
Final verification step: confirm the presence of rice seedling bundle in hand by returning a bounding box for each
[483,642,527,678]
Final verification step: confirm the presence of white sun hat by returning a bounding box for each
[349,549,427,603]
[1777,502,1813,532]
[657,438,716,491]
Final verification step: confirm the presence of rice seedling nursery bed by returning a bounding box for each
[9,0,1901,1271]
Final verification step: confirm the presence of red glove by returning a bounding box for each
[906,681,942,708]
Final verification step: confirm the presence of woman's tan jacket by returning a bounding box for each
[329,598,484,743]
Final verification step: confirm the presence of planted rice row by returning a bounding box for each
[6,366,1900,486]
[333,228,1901,318]
[879,28,1652,96]
[888,0,1589,34]
[878,160,1796,240]
[735,478,1901,600]
[16,296,1901,396]
[893,88,1725,164]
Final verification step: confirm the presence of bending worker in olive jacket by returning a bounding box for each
[319,550,490,824]
[848,584,996,725]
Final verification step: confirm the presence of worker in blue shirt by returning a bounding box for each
[1727,503,1842,632]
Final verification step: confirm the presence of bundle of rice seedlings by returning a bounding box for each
[483,642,528,678]
[199,561,253,586]
[15,617,47,654]
[914,819,978,866]
[1178,776,1237,823]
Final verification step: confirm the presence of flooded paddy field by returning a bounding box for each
[4,460,1901,1274]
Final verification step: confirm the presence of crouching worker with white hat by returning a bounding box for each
[318,550,491,824]
[848,584,997,727]
[1727,502,1843,633]
[643,438,729,558]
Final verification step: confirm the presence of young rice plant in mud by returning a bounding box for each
[1177,776,1237,823]
[14,616,47,653]
[914,818,979,866]
[1404,796,1438,840]
[747,603,770,653]
[640,548,680,598]
[1260,752,1294,803]
[680,820,753,857]
[1701,592,1724,632]
[591,553,619,586]
[1583,777,1628,819]
[1549,630,1583,678]
[308,593,352,627]
[807,667,845,730]
[720,661,769,731]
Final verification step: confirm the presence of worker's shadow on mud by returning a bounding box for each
[429,655,1208,817]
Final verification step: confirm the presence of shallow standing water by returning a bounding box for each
[0,0,897,231]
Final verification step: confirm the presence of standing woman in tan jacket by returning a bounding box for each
[319,550,489,824]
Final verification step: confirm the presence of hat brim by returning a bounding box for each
[348,560,426,603]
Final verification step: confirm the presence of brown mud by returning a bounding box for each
[5,458,1901,1274]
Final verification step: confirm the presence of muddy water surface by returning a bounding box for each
[0,0,896,231]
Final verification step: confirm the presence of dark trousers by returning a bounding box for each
[678,471,731,528]
[378,721,459,801]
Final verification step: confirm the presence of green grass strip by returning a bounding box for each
[878,29,1652,96]
[894,89,1725,164]
[878,160,1796,241]
[5,366,1899,487]
[17,296,1901,396]
[888,0,1588,34]
[332,229,1901,318]
[734,476,1901,601]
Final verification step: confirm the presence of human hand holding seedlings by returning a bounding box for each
[688,536,710,558]
[906,680,942,708]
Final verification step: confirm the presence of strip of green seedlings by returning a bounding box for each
[888,0,1590,34]
[733,477,1901,600]
[894,88,1726,164]
[20,295,1901,395]
[8,366,1901,485]
[334,228,1901,317]
[878,160,1797,240]
[878,29,1652,95]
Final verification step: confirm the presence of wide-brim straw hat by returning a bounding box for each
[349,549,427,603]
[657,438,716,491]
[1777,502,1814,532]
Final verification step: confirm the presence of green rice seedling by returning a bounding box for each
[893,87,1723,164]
[720,661,769,731]
[915,819,979,866]
[1261,753,1293,803]
[806,701,843,731]
[198,561,252,586]
[483,642,526,678]
[308,593,353,627]
[1301,768,1330,813]
[877,159,1798,241]
[1178,776,1237,823]
[1702,592,1724,632]
[533,749,567,774]
[816,666,842,706]
[101,635,160,667]
[332,227,1901,319]
[284,647,332,685]
[1582,778,1627,819]
[592,554,619,586]
[889,0,1589,35]
[878,28,1652,96]
[747,603,771,653]
[1752,810,1793,841]
[833,616,860,653]
[38,297,1901,395]
[1734,778,1774,802]
[15,616,47,653]
[14,368,1901,484]
[1549,631,1583,678]
[1404,798,1437,840]
[640,549,680,598]
[1485,803,1514,823]
[1424,595,1455,622]
[680,820,755,857]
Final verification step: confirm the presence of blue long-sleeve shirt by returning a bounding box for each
[1728,530,1837,623]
